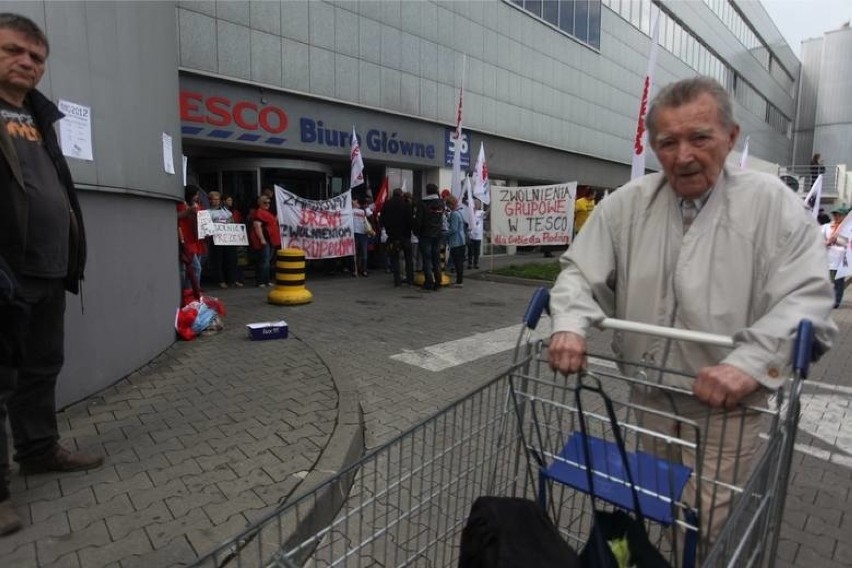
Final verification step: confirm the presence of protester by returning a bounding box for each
[573,187,596,236]
[207,191,241,289]
[178,185,206,297]
[445,195,467,287]
[821,206,848,308]
[0,13,103,535]
[467,199,484,270]
[223,195,246,285]
[547,76,837,546]
[352,197,370,276]
[414,183,446,291]
[381,188,415,286]
[248,195,279,287]
[809,153,825,189]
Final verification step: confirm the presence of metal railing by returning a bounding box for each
[778,164,841,197]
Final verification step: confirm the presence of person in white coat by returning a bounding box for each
[547,76,836,548]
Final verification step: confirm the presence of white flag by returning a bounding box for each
[836,247,852,279]
[472,142,490,205]
[462,175,475,229]
[450,85,464,200]
[739,135,750,168]
[803,174,823,219]
[630,8,661,181]
[350,125,365,189]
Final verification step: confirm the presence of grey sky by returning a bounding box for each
[762,0,852,56]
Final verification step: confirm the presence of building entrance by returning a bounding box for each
[192,157,336,220]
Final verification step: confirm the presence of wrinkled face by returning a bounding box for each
[650,92,739,199]
[0,28,47,99]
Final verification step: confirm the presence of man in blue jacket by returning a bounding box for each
[0,13,102,535]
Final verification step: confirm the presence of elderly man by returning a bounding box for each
[0,13,102,535]
[548,76,836,545]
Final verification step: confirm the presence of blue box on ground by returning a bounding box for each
[247,321,288,340]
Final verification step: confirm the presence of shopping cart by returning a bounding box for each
[191,287,815,568]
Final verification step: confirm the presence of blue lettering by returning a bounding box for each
[366,129,382,152]
[426,145,435,159]
[300,117,316,143]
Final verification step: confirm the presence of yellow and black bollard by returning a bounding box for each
[413,245,452,288]
[268,248,313,305]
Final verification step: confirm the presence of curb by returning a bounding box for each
[278,339,365,564]
[471,271,554,288]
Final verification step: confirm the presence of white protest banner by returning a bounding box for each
[275,185,354,259]
[211,224,248,246]
[491,182,576,247]
[196,210,215,238]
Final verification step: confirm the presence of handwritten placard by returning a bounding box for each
[491,182,576,246]
[275,185,355,259]
[196,210,215,238]
[211,223,248,246]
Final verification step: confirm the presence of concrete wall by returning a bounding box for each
[176,0,795,185]
[813,28,852,171]
[1,1,183,406]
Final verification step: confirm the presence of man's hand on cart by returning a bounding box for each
[693,364,761,409]
[548,331,587,374]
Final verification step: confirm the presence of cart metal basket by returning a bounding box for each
[192,287,814,567]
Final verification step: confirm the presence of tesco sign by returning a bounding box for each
[180,91,289,134]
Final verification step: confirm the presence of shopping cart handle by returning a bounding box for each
[523,287,551,330]
[793,319,815,377]
[597,318,735,348]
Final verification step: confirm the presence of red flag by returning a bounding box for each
[374,176,389,215]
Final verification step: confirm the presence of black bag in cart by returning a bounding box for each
[574,375,672,568]
[459,496,580,568]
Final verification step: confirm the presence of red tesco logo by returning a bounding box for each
[180,91,288,134]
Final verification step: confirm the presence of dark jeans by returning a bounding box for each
[830,270,846,307]
[467,239,481,267]
[419,236,443,290]
[450,245,466,283]
[255,243,272,285]
[0,277,65,496]
[353,233,369,274]
[388,238,414,286]
[210,244,238,285]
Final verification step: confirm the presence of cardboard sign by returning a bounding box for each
[275,185,355,259]
[196,210,215,238]
[211,223,248,246]
[491,182,577,246]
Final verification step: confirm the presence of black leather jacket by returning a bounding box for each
[0,89,86,294]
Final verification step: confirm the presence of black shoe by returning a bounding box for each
[19,446,104,475]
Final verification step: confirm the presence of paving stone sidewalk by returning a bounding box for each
[2,250,849,567]
[0,291,342,567]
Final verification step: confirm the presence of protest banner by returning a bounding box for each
[211,223,248,246]
[275,185,355,259]
[196,209,215,238]
[491,182,576,247]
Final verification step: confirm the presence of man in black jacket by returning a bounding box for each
[380,188,415,287]
[0,13,101,535]
[413,183,446,291]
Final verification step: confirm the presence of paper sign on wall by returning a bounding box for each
[163,132,175,174]
[57,99,93,161]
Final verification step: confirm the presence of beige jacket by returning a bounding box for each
[550,167,837,390]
